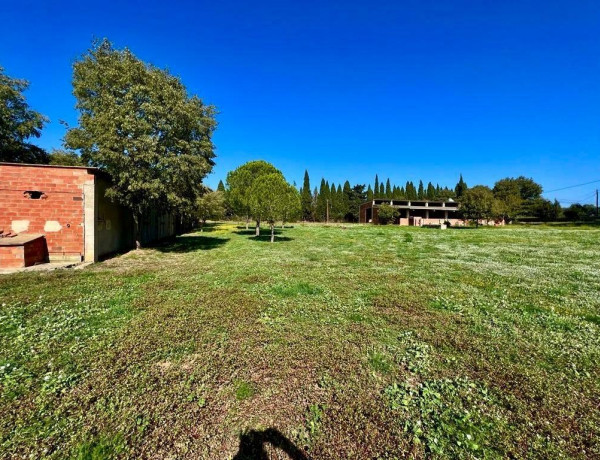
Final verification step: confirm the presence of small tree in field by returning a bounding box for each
[197,191,225,231]
[226,160,283,234]
[249,173,300,242]
[377,203,398,225]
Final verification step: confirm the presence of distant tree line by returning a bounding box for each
[214,169,596,225]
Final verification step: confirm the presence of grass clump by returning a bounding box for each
[234,380,256,401]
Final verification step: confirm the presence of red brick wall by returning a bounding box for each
[0,237,49,268]
[0,164,95,259]
[0,246,25,268]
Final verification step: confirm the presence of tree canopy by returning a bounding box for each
[226,160,283,233]
[64,39,216,246]
[493,176,543,221]
[460,185,496,226]
[0,66,49,164]
[48,149,85,166]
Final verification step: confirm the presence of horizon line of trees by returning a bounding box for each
[213,170,596,225]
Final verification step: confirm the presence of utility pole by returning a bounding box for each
[326,199,329,224]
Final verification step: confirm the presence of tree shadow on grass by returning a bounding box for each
[232,428,309,460]
[250,235,294,243]
[152,235,229,253]
[196,222,225,233]
[234,229,259,236]
[233,229,293,242]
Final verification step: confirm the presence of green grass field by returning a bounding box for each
[1,223,599,459]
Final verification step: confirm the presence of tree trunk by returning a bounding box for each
[255,220,260,236]
[133,212,142,249]
[246,215,249,230]
[270,223,275,243]
[200,219,205,232]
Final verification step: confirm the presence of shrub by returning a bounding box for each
[378,204,399,225]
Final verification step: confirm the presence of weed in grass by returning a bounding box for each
[75,433,126,460]
[306,403,325,438]
[234,380,255,401]
[384,377,505,458]
[271,282,323,297]
[368,350,393,375]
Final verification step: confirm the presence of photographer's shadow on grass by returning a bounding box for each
[233,428,309,460]
[152,235,229,253]
[233,228,294,243]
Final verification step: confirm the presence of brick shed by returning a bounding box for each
[0,162,177,266]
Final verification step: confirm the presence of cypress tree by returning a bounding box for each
[336,184,344,220]
[316,178,328,221]
[385,179,392,198]
[404,181,413,200]
[379,183,385,198]
[455,174,467,198]
[217,180,226,192]
[367,185,373,201]
[426,182,436,200]
[417,180,424,199]
[301,170,313,221]
[342,181,351,220]
[374,175,380,198]
[330,182,337,221]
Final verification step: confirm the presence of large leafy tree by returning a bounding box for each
[459,185,497,227]
[0,66,49,164]
[249,173,300,242]
[226,160,283,234]
[493,176,543,221]
[65,39,216,247]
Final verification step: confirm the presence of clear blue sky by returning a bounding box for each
[2,0,599,204]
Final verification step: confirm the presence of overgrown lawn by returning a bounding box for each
[1,223,599,459]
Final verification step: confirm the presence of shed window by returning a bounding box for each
[24,191,45,199]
